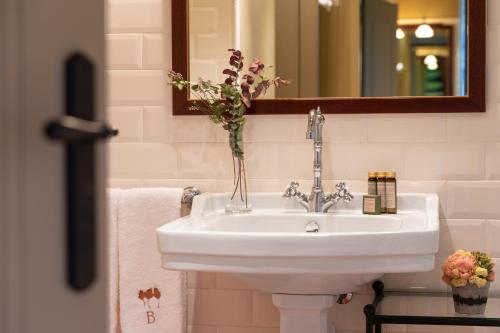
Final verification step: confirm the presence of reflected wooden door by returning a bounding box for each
[362,0,398,97]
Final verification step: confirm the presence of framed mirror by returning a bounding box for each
[172,0,485,115]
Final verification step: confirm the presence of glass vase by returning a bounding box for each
[225,155,252,213]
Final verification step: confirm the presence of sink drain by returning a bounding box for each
[305,221,320,233]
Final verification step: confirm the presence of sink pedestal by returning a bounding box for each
[272,294,335,333]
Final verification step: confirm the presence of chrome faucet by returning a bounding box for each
[283,107,353,213]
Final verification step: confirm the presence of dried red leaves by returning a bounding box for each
[222,49,290,108]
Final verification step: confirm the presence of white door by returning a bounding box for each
[0,0,108,332]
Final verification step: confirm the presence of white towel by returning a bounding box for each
[117,188,186,333]
[108,188,122,333]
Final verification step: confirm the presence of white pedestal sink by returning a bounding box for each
[157,193,439,333]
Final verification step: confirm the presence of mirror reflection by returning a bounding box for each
[189,0,468,98]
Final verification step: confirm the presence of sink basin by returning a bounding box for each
[157,192,439,294]
[158,192,439,333]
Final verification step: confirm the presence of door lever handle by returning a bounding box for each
[46,115,118,143]
[44,53,117,291]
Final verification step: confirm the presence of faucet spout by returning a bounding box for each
[306,109,315,139]
[306,107,324,141]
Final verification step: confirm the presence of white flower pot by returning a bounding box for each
[452,282,490,315]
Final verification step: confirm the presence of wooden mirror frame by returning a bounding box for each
[172,0,485,115]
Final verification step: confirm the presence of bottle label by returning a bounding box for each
[377,182,386,208]
[368,181,377,195]
[386,182,397,209]
[364,198,375,213]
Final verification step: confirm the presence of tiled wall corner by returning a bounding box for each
[106,0,500,332]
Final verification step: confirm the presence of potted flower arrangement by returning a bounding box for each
[442,250,495,315]
[168,49,289,213]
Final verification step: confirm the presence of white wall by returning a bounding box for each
[106,0,500,332]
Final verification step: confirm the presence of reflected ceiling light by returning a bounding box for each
[318,0,333,11]
[415,24,434,38]
[424,55,439,70]
[427,62,439,70]
[424,55,438,66]
[396,62,405,72]
[396,28,405,40]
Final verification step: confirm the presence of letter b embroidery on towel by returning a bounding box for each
[146,311,156,324]
[138,287,161,324]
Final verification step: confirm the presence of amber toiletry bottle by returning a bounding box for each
[386,171,397,214]
[376,172,387,213]
[368,172,377,195]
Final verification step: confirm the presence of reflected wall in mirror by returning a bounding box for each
[172,0,485,114]
[188,0,468,98]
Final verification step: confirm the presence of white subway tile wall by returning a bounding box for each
[108,70,165,105]
[106,0,500,331]
[107,34,142,69]
[143,33,164,69]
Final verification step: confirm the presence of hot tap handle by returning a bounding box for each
[283,181,300,198]
[335,181,354,202]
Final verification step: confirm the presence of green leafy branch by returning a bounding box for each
[168,49,289,206]
[168,49,289,159]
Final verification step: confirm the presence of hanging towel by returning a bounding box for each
[117,188,186,333]
[108,188,123,333]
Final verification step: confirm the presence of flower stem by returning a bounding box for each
[231,160,241,200]
[232,155,236,186]
[242,159,248,208]
[239,158,243,201]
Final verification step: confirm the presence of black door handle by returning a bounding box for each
[45,53,117,291]
[46,115,118,142]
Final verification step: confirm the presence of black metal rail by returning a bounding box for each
[364,281,500,333]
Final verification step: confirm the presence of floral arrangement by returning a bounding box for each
[169,49,289,159]
[168,49,289,209]
[442,250,495,288]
